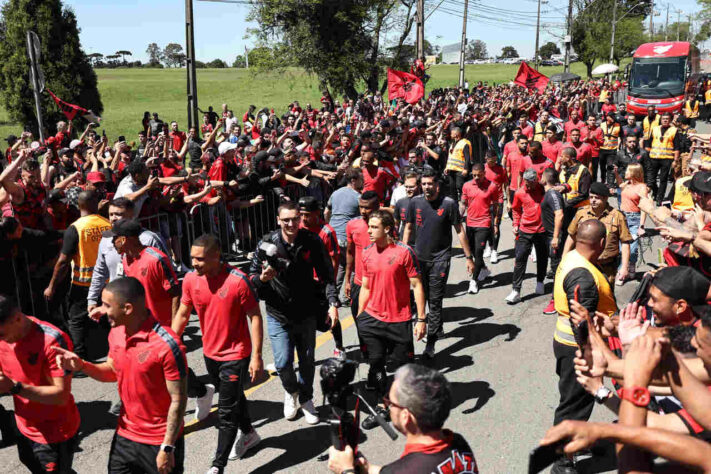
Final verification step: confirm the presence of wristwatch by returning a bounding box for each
[594,386,612,404]
[159,444,175,454]
[329,301,339,308]
[9,382,23,395]
[619,386,651,407]
[465,255,473,260]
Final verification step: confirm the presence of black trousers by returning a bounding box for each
[356,311,414,397]
[553,340,595,425]
[108,433,185,474]
[646,159,673,205]
[420,258,451,341]
[512,232,548,291]
[349,283,368,359]
[488,203,503,251]
[545,230,563,277]
[66,285,90,359]
[17,433,78,474]
[597,149,616,184]
[205,356,253,469]
[445,171,468,201]
[466,226,491,280]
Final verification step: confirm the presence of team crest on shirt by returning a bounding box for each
[27,352,38,365]
[45,462,57,472]
[388,256,397,265]
[141,267,148,277]
[437,208,445,216]
[137,350,151,364]
[218,287,229,299]
[302,250,311,262]
[436,450,478,473]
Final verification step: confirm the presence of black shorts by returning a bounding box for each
[108,433,185,474]
[17,432,78,474]
[356,311,414,365]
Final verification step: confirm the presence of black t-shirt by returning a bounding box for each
[61,225,79,256]
[542,188,564,235]
[380,431,478,474]
[394,196,415,245]
[621,124,643,142]
[407,194,460,262]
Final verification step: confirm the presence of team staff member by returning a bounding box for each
[357,211,425,429]
[299,196,345,358]
[564,110,584,142]
[444,127,472,200]
[344,191,380,320]
[561,128,592,171]
[504,135,532,214]
[542,125,563,165]
[529,141,555,179]
[393,171,420,245]
[484,150,506,264]
[173,235,264,472]
[507,169,548,305]
[645,112,683,205]
[329,364,478,474]
[557,147,592,228]
[0,296,79,474]
[461,164,498,294]
[599,113,621,184]
[541,168,565,315]
[44,190,111,360]
[563,182,632,285]
[621,113,643,147]
[108,219,180,327]
[403,169,474,358]
[55,277,188,474]
[581,115,603,180]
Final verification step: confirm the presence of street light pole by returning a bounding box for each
[534,0,542,68]
[185,0,199,131]
[610,0,618,63]
[677,9,681,41]
[564,0,573,73]
[458,0,468,88]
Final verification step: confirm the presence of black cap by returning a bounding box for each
[590,182,611,198]
[5,134,17,144]
[652,267,710,308]
[298,196,321,212]
[685,171,711,194]
[253,151,269,162]
[103,218,142,238]
[46,189,65,204]
[58,148,72,157]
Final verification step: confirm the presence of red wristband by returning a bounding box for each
[618,386,650,407]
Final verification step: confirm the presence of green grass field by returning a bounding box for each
[0,62,598,142]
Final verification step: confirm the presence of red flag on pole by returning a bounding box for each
[387,68,424,104]
[513,62,550,93]
[46,89,88,121]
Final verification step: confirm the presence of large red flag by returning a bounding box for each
[513,62,550,93]
[387,68,424,104]
[47,89,88,121]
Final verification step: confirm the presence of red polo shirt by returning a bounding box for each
[109,317,187,445]
[362,242,419,323]
[530,156,555,179]
[123,247,179,327]
[542,140,562,163]
[169,130,187,151]
[362,165,395,202]
[564,119,584,140]
[512,184,545,234]
[484,163,507,203]
[562,141,593,168]
[581,126,603,158]
[506,151,533,191]
[346,218,371,285]
[0,317,80,444]
[461,179,498,228]
[181,265,258,361]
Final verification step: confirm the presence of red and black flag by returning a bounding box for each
[387,68,424,104]
[513,62,550,93]
[46,89,88,121]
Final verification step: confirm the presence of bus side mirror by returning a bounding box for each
[624,64,631,82]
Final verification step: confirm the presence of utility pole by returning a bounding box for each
[610,0,618,63]
[26,31,45,142]
[416,0,425,61]
[564,0,573,73]
[677,9,681,41]
[458,0,468,88]
[649,0,654,41]
[664,4,669,41]
[534,0,542,68]
[688,15,692,42]
[185,0,199,131]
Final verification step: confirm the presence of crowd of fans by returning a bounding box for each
[0,74,710,473]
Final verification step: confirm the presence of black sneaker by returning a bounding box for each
[361,406,389,430]
[551,457,577,474]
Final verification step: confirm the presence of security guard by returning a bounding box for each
[599,113,621,184]
[645,112,683,205]
[44,190,111,360]
[670,156,702,217]
[684,96,700,128]
[533,111,552,143]
[642,106,660,140]
[562,182,633,286]
[551,219,618,474]
[445,126,472,200]
[557,147,592,229]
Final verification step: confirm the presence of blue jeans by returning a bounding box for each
[623,211,641,265]
[266,315,316,403]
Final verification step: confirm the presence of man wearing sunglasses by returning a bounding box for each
[327,364,478,474]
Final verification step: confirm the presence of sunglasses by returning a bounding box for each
[382,396,405,410]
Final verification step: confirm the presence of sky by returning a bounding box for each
[13,0,706,63]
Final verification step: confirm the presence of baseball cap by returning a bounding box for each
[46,189,66,204]
[58,148,72,157]
[590,182,611,198]
[218,141,238,156]
[522,169,537,182]
[652,267,710,311]
[685,171,711,194]
[86,171,107,183]
[5,134,17,144]
[298,196,321,212]
[69,139,83,150]
[103,218,142,238]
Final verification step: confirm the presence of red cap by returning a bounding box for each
[86,171,106,183]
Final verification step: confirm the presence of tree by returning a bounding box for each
[115,50,132,64]
[232,55,247,68]
[539,42,560,60]
[465,40,488,61]
[87,52,103,66]
[195,60,206,69]
[0,0,103,135]
[206,59,227,68]
[146,42,164,67]
[163,43,185,68]
[105,54,121,67]
[500,46,519,58]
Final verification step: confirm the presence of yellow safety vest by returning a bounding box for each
[560,164,590,208]
[706,89,711,103]
[446,139,472,173]
[533,122,547,143]
[685,100,700,118]
[71,214,111,287]
[649,125,677,160]
[643,115,660,140]
[672,175,694,212]
[599,90,609,103]
[600,123,621,150]
[553,250,618,347]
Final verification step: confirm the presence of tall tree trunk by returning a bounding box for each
[585,60,594,78]
[366,4,386,92]
[380,4,415,94]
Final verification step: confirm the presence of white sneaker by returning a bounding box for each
[505,290,521,305]
[194,384,215,421]
[300,399,320,425]
[477,267,491,282]
[468,280,479,294]
[530,247,537,262]
[490,250,499,264]
[266,363,277,374]
[284,391,299,420]
[229,429,261,460]
[205,467,220,474]
[483,244,491,259]
[535,281,546,295]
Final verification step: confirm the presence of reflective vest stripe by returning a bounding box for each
[561,165,590,208]
[649,126,677,160]
[601,123,620,150]
[554,317,577,346]
[446,140,470,172]
[672,176,694,212]
[685,101,699,118]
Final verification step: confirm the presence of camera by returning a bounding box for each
[257,240,291,273]
[605,164,618,189]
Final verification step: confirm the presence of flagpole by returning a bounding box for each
[26,31,45,142]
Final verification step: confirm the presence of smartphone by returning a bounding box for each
[529,438,568,474]
[570,285,589,351]
[118,135,126,143]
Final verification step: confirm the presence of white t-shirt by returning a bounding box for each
[389,184,407,207]
[115,175,149,216]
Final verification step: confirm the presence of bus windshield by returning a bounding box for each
[629,56,686,98]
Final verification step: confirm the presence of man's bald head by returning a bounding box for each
[77,190,99,214]
[576,219,606,245]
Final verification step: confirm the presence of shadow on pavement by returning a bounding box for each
[186,399,283,435]
[574,439,618,473]
[246,424,333,473]
[444,306,493,325]
[76,400,116,445]
[451,380,495,414]
[182,326,204,355]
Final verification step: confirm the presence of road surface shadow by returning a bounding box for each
[444,306,494,325]
[246,424,334,473]
[75,400,117,446]
[451,380,495,414]
[182,325,204,355]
